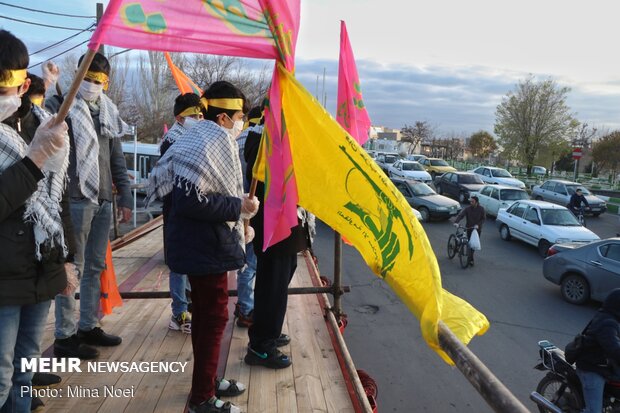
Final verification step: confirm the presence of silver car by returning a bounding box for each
[543,238,620,304]
[531,179,607,216]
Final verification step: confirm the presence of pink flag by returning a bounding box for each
[336,21,371,145]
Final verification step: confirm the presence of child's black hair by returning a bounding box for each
[78,52,111,76]
[173,93,201,116]
[201,81,248,122]
[0,30,29,85]
[25,73,45,97]
[247,106,263,126]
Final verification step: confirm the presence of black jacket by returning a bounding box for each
[569,193,589,210]
[0,158,68,305]
[577,290,620,378]
[165,184,245,275]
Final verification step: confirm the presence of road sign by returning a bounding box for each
[572,148,582,160]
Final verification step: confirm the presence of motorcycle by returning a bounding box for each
[530,340,620,413]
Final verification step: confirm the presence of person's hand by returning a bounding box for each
[42,61,60,87]
[453,222,459,227]
[244,225,255,244]
[118,207,132,223]
[240,195,259,220]
[26,115,68,169]
[474,225,479,229]
[61,263,79,296]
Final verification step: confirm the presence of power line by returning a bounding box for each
[28,39,89,69]
[0,14,94,31]
[0,2,96,18]
[29,24,95,56]
[109,49,132,59]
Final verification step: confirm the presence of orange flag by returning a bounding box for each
[164,52,203,95]
[100,241,123,315]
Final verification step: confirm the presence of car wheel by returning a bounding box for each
[593,213,600,217]
[459,192,467,203]
[561,274,590,305]
[538,239,551,257]
[535,196,543,201]
[500,224,511,241]
[418,207,430,222]
[436,185,442,195]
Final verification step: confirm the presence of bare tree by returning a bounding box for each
[399,121,436,155]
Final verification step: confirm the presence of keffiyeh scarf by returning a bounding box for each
[0,107,69,260]
[69,93,129,203]
[161,121,186,148]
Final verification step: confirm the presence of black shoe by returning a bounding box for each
[275,334,290,347]
[78,327,122,347]
[31,396,44,413]
[32,372,62,388]
[188,397,241,413]
[244,347,291,369]
[54,335,99,360]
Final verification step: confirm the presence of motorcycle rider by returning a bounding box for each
[568,187,590,216]
[575,288,620,413]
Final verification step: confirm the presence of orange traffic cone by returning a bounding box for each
[100,241,123,315]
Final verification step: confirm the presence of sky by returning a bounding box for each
[4,0,620,135]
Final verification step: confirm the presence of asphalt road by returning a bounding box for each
[310,209,620,412]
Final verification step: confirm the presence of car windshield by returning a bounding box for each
[491,168,512,178]
[566,185,591,195]
[410,182,436,196]
[384,155,398,164]
[430,159,449,166]
[459,174,484,184]
[501,189,529,201]
[540,209,581,226]
[402,162,425,171]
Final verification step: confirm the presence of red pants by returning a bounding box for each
[188,273,229,405]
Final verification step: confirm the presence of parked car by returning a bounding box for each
[543,238,620,304]
[412,207,423,221]
[405,154,428,163]
[375,153,399,174]
[531,179,607,216]
[388,160,432,183]
[496,200,600,256]
[532,166,547,176]
[434,172,485,203]
[475,184,529,217]
[391,177,461,222]
[470,166,526,189]
[419,157,457,179]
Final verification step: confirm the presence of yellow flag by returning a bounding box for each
[278,64,489,363]
[252,129,267,183]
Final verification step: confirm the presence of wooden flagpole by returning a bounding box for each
[52,47,98,124]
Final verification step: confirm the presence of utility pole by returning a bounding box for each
[96,3,104,54]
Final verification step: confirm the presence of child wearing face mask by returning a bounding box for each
[46,52,134,361]
[148,81,257,413]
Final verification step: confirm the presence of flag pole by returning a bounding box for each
[52,47,98,124]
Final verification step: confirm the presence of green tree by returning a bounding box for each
[468,131,497,159]
[494,76,578,174]
[592,131,620,179]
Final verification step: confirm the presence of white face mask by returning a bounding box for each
[0,94,21,122]
[78,80,104,101]
[231,120,244,138]
[183,117,201,129]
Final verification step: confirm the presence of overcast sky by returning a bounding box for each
[4,0,620,134]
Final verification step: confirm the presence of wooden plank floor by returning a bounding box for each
[40,228,357,413]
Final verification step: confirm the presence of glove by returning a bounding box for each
[474,225,479,229]
[42,61,60,87]
[453,223,459,227]
[245,225,255,244]
[240,195,260,220]
[26,115,68,170]
[61,263,79,296]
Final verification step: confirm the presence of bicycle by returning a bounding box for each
[571,205,588,227]
[447,225,472,269]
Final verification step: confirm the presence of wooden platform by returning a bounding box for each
[39,227,361,413]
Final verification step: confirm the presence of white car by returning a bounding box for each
[412,207,423,221]
[471,166,526,189]
[388,160,432,184]
[496,200,600,257]
[475,185,529,217]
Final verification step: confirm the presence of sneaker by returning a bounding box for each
[275,334,290,347]
[244,346,291,369]
[54,335,99,360]
[32,372,62,388]
[77,327,122,347]
[31,396,44,413]
[236,311,253,328]
[188,396,241,413]
[215,378,246,397]
[169,312,191,334]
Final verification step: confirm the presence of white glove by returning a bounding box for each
[474,225,479,229]
[61,263,79,296]
[26,115,68,169]
[240,195,260,220]
[42,61,60,87]
[245,225,255,244]
[453,223,459,227]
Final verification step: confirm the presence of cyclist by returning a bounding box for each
[453,195,485,266]
[568,188,590,217]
